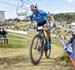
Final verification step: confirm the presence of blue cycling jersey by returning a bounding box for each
[30,10,48,24]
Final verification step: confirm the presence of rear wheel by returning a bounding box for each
[45,43,51,59]
[30,34,44,65]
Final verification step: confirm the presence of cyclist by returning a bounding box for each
[29,4,54,46]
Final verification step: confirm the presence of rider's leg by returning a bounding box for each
[44,23,51,41]
[45,29,51,42]
[44,23,51,46]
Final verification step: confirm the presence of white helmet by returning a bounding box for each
[30,4,38,11]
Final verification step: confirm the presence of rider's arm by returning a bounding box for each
[30,18,33,24]
[29,15,33,24]
[50,16,55,23]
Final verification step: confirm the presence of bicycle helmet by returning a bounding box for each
[30,4,38,11]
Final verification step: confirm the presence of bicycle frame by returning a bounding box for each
[37,27,48,46]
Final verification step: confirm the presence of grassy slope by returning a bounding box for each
[0,21,63,48]
[0,31,63,48]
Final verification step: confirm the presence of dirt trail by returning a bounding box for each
[0,45,73,70]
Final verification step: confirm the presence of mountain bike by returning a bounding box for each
[29,23,51,65]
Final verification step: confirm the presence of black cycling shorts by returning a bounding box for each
[37,21,47,26]
[37,21,47,31]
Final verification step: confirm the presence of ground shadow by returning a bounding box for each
[0,55,29,65]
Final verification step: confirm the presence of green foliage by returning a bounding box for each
[54,12,75,24]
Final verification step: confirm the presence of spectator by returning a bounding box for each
[0,28,2,41]
[1,28,8,44]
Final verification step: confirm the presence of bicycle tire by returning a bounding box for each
[29,34,44,65]
[45,45,51,59]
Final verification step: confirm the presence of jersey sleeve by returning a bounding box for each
[39,10,48,17]
[27,15,33,20]
[29,15,33,19]
[27,11,33,20]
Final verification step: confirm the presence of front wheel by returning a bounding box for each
[29,34,44,65]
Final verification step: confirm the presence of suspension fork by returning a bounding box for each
[34,31,43,49]
[42,31,47,45]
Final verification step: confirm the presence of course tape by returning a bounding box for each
[5,29,28,35]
